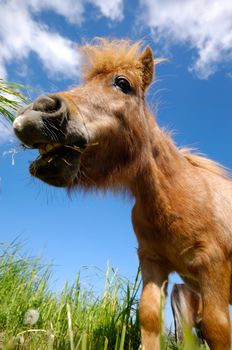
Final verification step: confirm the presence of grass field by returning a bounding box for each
[0,241,208,349]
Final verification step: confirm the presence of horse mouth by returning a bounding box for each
[29,141,86,187]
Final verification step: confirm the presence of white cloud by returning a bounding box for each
[140,0,232,78]
[0,1,80,80]
[28,0,123,23]
[89,0,124,21]
[0,0,124,80]
[27,0,85,24]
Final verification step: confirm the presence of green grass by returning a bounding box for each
[0,241,208,349]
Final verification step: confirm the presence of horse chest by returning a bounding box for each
[133,220,204,277]
[133,205,181,248]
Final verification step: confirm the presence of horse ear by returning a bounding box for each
[139,46,154,89]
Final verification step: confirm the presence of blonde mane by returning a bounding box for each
[180,148,230,179]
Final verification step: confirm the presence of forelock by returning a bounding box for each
[80,38,144,82]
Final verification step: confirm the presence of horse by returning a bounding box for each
[13,39,232,350]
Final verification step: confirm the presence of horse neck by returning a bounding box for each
[130,121,186,225]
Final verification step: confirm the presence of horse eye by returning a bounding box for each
[114,76,131,94]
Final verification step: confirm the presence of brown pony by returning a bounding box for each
[13,39,232,350]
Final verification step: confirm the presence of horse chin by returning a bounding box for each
[29,147,81,187]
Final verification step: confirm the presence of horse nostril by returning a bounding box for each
[13,94,69,146]
[32,95,66,116]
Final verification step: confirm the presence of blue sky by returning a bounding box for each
[1,0,232,328]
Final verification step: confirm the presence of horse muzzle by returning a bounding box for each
[13,94,89,187]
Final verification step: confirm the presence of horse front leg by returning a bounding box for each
[199,261,231,350]
[139,255,169,350]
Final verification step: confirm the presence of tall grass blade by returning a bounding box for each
[119,324,126,350]
[103,337,108,350]
[67,303,74,350]
[81,333,88,350]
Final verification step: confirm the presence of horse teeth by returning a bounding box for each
[39,143,62,155]
[46,144,54,152]
[39,148,46,155]
[45,143,62,152]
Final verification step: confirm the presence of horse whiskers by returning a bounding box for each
[61,158,72,166]
[46,156,72,166]
[80,168,96,186]
[42,124,57,143]
[59,111,68,127]
[73,162,96,187]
